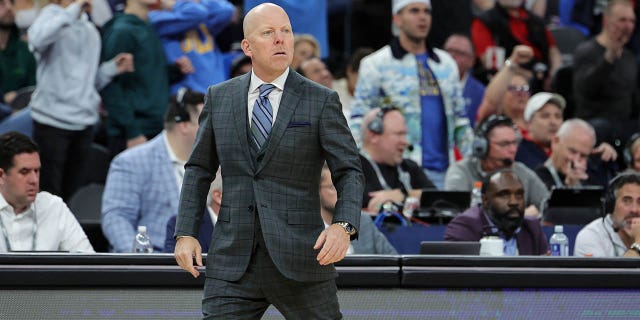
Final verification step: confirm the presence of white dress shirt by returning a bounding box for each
[163,131,185,191]
[0,192,94,252]
[247,68,289,125]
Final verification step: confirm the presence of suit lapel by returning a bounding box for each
[256,69,303,174]
[231,74,256,170]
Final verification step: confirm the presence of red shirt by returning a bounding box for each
[471,8,556,60]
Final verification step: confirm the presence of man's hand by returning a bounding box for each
[76,0,92,14]
[3,90,16,105]
[175,56,194,74]
[174,236,203,278]
[509,45,534,66]
[367,189,404,214]
[114,53,134,74]
[562,160,588,186]
[126,135,147,148]
[593,142,618,162]
[313,224,350,266]
[627,217,640,242]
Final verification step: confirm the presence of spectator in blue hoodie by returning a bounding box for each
[149,0,235,93]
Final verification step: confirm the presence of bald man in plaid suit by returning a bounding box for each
[173,3,364,319]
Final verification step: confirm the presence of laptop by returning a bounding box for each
[543,186,604,225]
[419,241,481,255]
[417,190,471,220]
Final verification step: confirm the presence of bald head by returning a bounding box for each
[243,3,288,38]
[241,3,294,82]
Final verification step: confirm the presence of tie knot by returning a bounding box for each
[259,84,276,97]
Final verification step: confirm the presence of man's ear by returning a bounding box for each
[241,39,252,57]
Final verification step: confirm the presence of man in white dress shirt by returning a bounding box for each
[0,131,94,252]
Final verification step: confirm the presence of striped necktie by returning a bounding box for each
[251,83,276,148]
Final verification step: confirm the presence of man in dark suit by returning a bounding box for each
[173,3,364,319]
[444,169,548,255]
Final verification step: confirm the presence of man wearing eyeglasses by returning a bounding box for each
[444,115,549,216]
[534,119,604,190]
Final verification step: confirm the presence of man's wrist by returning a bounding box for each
[333,221,357,236]
[630,243,640,255]
[176,235,196,240]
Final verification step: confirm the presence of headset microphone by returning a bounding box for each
[407,144,414,152]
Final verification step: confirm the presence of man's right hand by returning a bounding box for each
[174,236,203,278]
[509,45,534,66]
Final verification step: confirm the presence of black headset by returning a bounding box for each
[604,172,640,215]
[471,114,516,159]
[173,87,191,123]
[367,106,399,134]
[623,132,640,169]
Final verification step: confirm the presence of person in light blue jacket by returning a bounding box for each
[149,0,235,93]
[28,0,133,200]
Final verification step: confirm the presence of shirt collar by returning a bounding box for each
[162,131,183,166]
[0,192,35,218]
[249,68,289,94]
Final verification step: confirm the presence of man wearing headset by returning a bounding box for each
[102,89,204,252]
[444,115,548,216]
[360,107,435,214]
[574,173,640,257]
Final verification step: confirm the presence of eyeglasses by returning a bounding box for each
[490,139,520,148]
[507,85,530,94]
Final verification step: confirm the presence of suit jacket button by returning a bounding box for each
[248,205,254,212]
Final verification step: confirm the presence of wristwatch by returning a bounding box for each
[630,243,640,255]
[333,221,357,236]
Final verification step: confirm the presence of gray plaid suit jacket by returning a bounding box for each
[175,69,364,282]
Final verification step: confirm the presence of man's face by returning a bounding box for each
[485,125,519,169]
[319,169,337,214]
[483,172,525,236]
[528,103,563,146]
[612,183,640,237]
[502,76,530,120]
[241,5,294,80]
[300,57,333,89]
[291,40,317,69]
[444,35,475,77]
[632,146,640,171]
[370,111,409,166]
[551,127,594,175]
[0,0,15,25]
[604,3,636,46]
[393,2,432,42]
[0,153,40,213]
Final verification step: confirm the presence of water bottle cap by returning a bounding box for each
[474,181,482,189]
[138,225,147,233]
[554,225,563,233]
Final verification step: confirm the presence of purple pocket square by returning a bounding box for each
[287,121,311,128]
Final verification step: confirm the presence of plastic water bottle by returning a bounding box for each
[549,225,569,256]
[132,226,153,253]
[470,181,483,208]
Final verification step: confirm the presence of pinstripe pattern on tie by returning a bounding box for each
[251,84,276,148]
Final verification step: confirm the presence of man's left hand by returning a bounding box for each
[593,142,618,162]
[313,224,350,266]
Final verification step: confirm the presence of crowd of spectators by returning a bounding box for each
[1,0,640,258]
